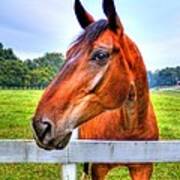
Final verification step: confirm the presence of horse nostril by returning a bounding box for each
[32,120,52,141]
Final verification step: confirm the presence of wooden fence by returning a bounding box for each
[0,140,180,179]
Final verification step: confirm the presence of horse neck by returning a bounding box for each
[122,35,150,130]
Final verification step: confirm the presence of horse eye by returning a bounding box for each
[91,51,110,65]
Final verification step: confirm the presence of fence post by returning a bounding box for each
[61,164,77,180]
[61,129,78,180]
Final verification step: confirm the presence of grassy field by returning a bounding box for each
[0,90,179,179]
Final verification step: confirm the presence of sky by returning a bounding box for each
[0,0,180,71]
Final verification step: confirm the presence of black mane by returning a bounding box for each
[67,19,108,59]
[74,19,108,45]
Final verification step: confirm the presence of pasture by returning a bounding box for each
[0,90,179,179]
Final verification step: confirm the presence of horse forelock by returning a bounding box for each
[66,19,108,60]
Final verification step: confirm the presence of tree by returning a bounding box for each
[0,42,17,60]
[147,66,180,88]
[33,52,64,73]
[0,43,3,49]
[3,48,18,60]
[0,42,65,88]
[29,67,55,88]
[0,60,29,87]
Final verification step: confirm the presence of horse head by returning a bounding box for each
[32,0,134,150]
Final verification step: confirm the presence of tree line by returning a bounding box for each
[0,42,179,89]
[0,43,64,88]
[148,67,180,88]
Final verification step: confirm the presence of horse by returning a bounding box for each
[32,0,159,179]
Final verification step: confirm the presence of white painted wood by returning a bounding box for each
[0,140,68,163]
[61,164,77,180]
[0,140,179,163]
[61,129,78,180]
[71,128,78,140]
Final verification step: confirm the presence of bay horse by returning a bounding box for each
[32,0,159,179]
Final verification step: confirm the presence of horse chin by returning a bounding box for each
[34,132,72,150]
[55,132,72,150]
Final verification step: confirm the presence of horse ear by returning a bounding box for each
[103,0,124,34]
[74,0,95,29]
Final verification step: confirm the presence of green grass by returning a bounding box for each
[0,90,41,139]
[151,90,180,140]
[0,90,179,179]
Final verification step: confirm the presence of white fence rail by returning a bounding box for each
[0,140,180,179]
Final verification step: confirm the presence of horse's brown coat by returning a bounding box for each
[79,34,159,140]
[32,0,159,179]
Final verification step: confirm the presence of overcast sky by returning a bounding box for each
[0,0,180,71]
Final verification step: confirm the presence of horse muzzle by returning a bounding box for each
[32,119,72,150]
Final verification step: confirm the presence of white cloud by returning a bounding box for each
[138,36,180,71]
[0,0,180,70]
[15,50,43,60]
[0,0,83,56]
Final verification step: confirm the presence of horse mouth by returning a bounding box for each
[34,132,72,150]
[55,132,72,150]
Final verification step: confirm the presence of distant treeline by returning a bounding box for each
[0,43,64,88]
[0,42,180,89]
[148,67,180,88]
